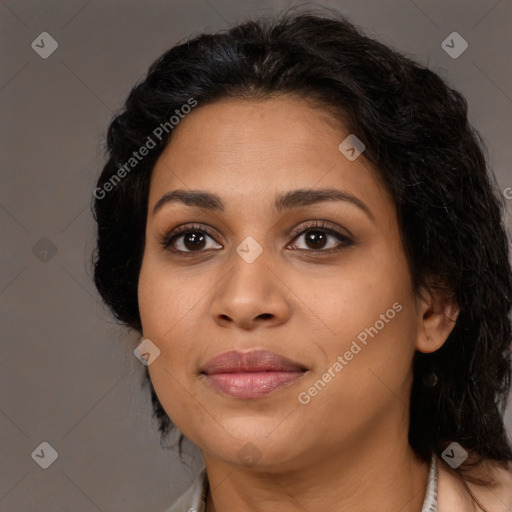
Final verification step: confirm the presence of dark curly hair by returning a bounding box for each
[92,6,512,493]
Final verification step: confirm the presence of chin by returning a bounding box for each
[197,421,309,471]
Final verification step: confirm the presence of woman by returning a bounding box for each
[92,8,512,511]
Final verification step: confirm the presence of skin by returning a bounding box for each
[437,460,512,511]
[138,95,460,512]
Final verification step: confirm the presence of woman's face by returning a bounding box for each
[139,95,424,470]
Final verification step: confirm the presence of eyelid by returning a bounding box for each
[288,219,353,241]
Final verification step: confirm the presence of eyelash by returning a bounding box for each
[159,220,354,256]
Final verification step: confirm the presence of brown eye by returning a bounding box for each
[161,224,223,253]
[179,231,207,251]
[289,221,353,253]
[303,230,329,250]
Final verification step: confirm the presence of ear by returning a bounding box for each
[415,286,460,353]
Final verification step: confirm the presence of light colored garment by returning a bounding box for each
[165,454,438,512]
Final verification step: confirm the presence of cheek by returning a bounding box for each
[139,259,208,435]
[138,256,204,341]
[297,302,417,444]
[310,248,413,348]
[304,247,418,404]
[137,255,218,395]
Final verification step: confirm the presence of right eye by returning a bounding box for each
[160,223,223,254]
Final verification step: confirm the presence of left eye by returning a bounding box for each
[289,227,352,252]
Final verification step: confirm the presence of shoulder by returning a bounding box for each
[164,468,207,512]
[438,456,512,512]
[465,459,512,512]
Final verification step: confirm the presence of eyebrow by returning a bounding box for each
[152,188,374,220]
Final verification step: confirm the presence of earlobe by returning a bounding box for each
[415,287,459,354]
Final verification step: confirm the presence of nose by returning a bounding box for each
[209,247,292,330]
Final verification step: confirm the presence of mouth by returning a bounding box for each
[200,349,308,399]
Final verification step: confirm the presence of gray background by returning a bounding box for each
[1,0,511,510]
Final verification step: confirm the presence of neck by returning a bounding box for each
[203,415,430,512]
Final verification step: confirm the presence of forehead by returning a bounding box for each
[148,96,387,212]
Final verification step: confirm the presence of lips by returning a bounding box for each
[202,349,307,374]
[201,350,308,399]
